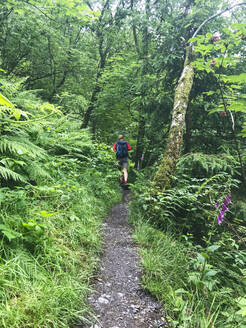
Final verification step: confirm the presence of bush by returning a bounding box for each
[0,81,121,326]
[130,165,246,327]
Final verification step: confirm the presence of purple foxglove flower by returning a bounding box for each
[215,202,220,209]
[222,204,228,212]
[140,154,144,161]
[224,196,231,205]
[216,193,231,225]
[217,210,224,225]
[217,214,223,225]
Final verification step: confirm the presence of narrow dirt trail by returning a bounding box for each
[83,189,169,328]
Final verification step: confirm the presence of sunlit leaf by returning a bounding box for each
[0,93,14,108]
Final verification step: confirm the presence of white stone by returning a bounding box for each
[98,296,110,304]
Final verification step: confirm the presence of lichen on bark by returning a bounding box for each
[153,46,195,191]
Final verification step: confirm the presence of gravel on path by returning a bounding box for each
[74,189,170,328]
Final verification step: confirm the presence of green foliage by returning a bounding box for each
[0,166,25,183]
[0,92,14,108]
[0,1,246,327]
[130,214,244,327]
[190,23,246,157]
[0,140,120,327]
[131,158,246,327]
[177,152,240,178]
[0,0,99,104]
[240,121,246,138]
[56,92,88,116]
[0,77,63,185]
[131,165,240,241]
[0,72,121,326]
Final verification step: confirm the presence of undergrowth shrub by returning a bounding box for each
[0,77,121,327]
[132,170,240,243]
[0,141,120,327]
[0,76,59,186]
[130,157,246,327]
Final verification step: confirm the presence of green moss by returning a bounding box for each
[153,47,195,191]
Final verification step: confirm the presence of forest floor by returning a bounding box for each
[75,189,170,328]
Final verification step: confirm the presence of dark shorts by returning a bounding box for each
[118,157,128,169]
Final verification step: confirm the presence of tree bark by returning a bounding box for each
[134,114,145,168]
[184,110,191,154]
[81,78,101,129]
[153,47,194,190]
[80,42,107,129]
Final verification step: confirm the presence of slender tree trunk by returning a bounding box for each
[47,35,57,99]
[80,0,112,129]
[80,32,108,129]
[134,114,145,168]
[153,47,194,190]
[80,70,103,129]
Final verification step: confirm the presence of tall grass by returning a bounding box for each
[131,218,189,323]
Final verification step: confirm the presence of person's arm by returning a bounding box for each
[126,142,132,150]
[112,143,117,152]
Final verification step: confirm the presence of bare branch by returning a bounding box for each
[191,2,246,41]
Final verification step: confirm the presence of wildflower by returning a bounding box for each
[140,154,144,161]
[224,194,231,205]
[217,212,223,225]
[216,192,231,225]
[221,203,228,212]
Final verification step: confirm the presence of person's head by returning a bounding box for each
[118,134,124,140]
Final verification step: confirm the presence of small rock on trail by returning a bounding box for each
[76,190,170,328]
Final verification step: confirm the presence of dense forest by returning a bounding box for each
[0,0,246,327]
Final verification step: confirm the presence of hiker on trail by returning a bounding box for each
[113,135,132,185]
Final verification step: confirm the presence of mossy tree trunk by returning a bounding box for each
[153,46,194,190]
[184,110,192,154]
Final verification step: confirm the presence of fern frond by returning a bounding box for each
[0,166,26,182]
[25,162,52,181]
[0,136,46,158]
[177,152,239,178]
